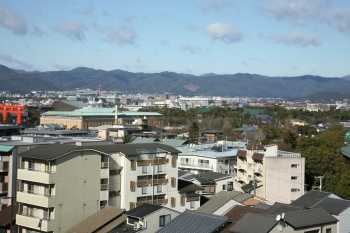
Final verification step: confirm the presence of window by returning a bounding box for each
[180,196,185,206]
[142,186,147,194]
[326,229,331,233]
[142,165,147,173]
[222,184,226,190]
[291,188,300,192]
[227,182,233,191]
[28,161,34,171]
[157,184,162,193]
[291,176,297,180]
[190,201,195,208]
[159,214,171,227]
[291,164,297,168]
[0,155,4,161]
[158,164,162,172]
[225,160,228,164]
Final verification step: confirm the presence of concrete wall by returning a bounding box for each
[141,208,180,233]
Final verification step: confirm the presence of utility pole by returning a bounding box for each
[315,176,324,191]
[253,163,256,196]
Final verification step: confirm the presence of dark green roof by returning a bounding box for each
[0,145,15,152]
[341,145,350,159]
[241,109,265,116]
[197,108,212,113]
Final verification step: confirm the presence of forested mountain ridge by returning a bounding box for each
[1,64,350,98]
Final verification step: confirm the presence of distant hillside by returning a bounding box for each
[1,64,350,98]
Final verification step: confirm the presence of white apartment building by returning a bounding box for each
[15,143,181,233]
[178,149,237,175]
[235,144,305,204]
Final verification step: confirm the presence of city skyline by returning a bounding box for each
[0,0,349,77]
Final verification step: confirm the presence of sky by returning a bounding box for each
[0,0,349,77]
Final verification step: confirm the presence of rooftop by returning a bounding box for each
[125,203,163,218]
[312,197,350,215]
[291,190,332,208]
[199,171,232,181]
[179,149,238,159]
[196,196,231,214]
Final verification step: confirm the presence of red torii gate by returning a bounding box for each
[0,104,26,124]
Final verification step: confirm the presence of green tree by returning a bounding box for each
[338,167,350,199]
[188,121,199,144]
[282,130,298,148]
[123,134,134,143]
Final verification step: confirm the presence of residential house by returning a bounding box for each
[312,197,350,233]
[199,171,242,194]
[108,204,180,233]
[229,208,338,233]
[155,209,231,233]
[291,190,341,208]
[177,180,202,212]
[196,196,243,215]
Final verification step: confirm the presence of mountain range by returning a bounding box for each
[1,64,350,99]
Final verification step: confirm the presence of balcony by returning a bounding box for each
[100,169,109,178]
[100,190,108,200]
[101,184,109,190]
[187,195,200,201]
[17,191,55,208]
[136,199,168,207]
[0,161,9,172]
[101,162,109,168]
[16,214,54,232]
[138,158,169,165]
[0,182,8,194]
[178,162,213,170]
[137,178,168,187]
[18,169,56,184]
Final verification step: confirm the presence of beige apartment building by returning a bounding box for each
[15,143,181,233]
[236,144,304,204]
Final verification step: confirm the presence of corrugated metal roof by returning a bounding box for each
[0,145,14,152]
[156,209,230,233]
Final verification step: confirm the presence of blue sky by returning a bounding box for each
[0,0,349,77]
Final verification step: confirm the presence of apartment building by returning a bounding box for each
[0,145,16,211]
[236,144,304,204]
[178,148,237,175]
[15,143,181,232]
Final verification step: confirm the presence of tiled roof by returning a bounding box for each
[156,209,231,233]
[125,204,163,218]
[252,152,264,160]
[312,197,350,215]
[178,179,203,192]
[17,143,181,160]
[236,149,247,157]
[216,191,243,199]
[229,213,276,233]
[253,203,272,210]
[243,198,266,206]
[221,206,265,233]
[266,202,303,214]
[199,171,231,181]
[66,206,124,233]
[0,203,21,227]
[284,208,338,229]
[196,196,231,214]
[0,145,14,152]
[291,190,331,208]
[246,144,264,150]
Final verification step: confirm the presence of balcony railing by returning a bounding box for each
[0,161,9,172]
[17,191,55,208]
[137,178,168,187]
[16,214,55,232]
[101,184,109,190]
[18,169,56,184]
[138,158,169,165]
[101,162,109,168]
[0,182,8,194]
[178,162,213,170]
[136,199,168,207]
[187,195,200,201]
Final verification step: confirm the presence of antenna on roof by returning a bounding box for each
[276,213,286,232]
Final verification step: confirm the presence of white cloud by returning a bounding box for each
[53,21,86,41]
[180,45,204,55]
[100,24,136,45]
[0,6,27,35]
[268,32,322,47]
[199,0,235,14]
[0,54,33,70]
[325,8,350,36]
[256,0,329,26]
[205,22,244,43]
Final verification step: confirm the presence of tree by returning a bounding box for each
[188,121,199,144]
[123,134,134,143]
